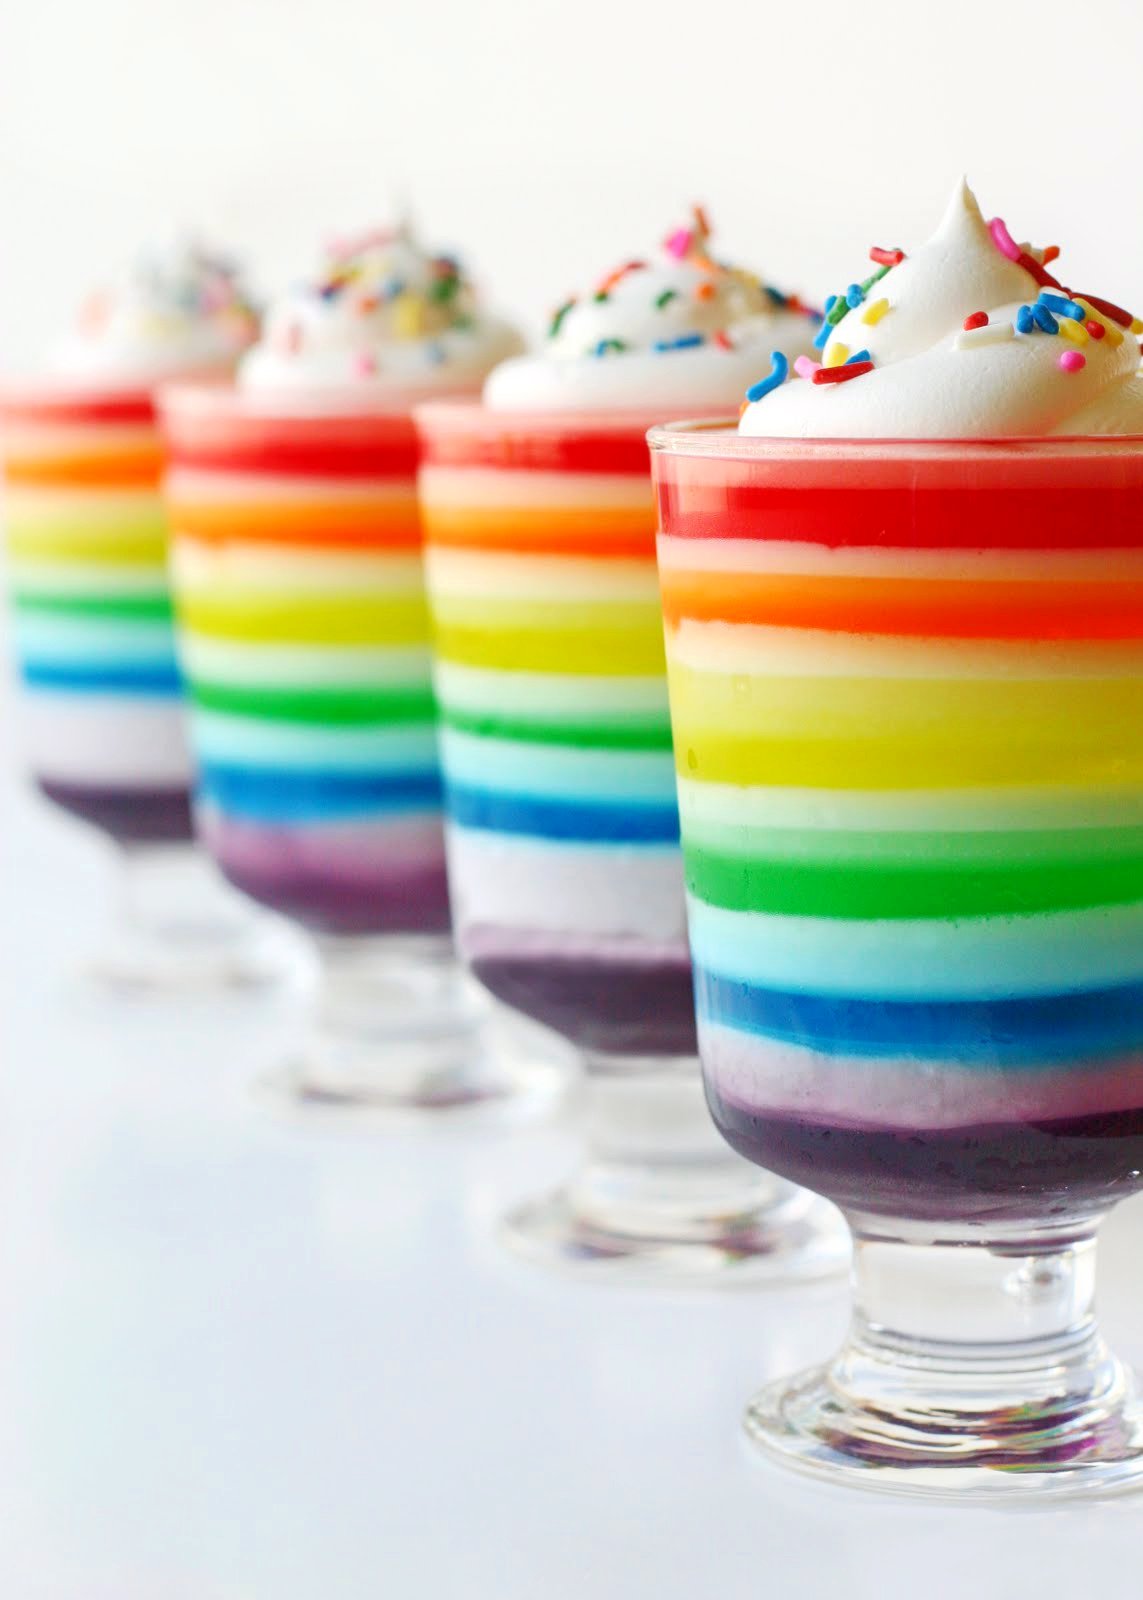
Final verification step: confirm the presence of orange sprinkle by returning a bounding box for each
[695,281,716,301]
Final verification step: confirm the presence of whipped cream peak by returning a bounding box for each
[485,207,821,413]
[739,180,1143,439]
[239,221,522,398]
[47,236,259,386]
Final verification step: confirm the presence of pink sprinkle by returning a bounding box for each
[989,217,1022,262]
[793,355,820,380]
[354,350,377,376]
[665,227,693,259]
[1058,350,1086,373]
[713,330,734,350]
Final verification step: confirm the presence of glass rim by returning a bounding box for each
[157,376,484,424]
[414,397,711,435]
[647,417,1143,459]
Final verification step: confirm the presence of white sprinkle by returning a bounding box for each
[954,322,1016,351]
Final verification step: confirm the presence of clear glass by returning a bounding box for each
[0,379,279,991]
[415,400,847,1282]
[158,382,558,1112]
[651,422,1143,1494]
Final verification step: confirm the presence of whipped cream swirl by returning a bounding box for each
[739,180,1143,438]
[240,223,522,398]
[485,209,821,413]
[47,237,259,387]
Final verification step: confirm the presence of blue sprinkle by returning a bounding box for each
[1016,305,1036,335]
[654,333,705,352]
[1037,291,1085,321]
[823,294,838,313]
[745,350,789,405]
[845,283,865,308]
[846,348,871,365]
[813,320,832,350]
[1032,303,1059,334]
[384,277,407,298]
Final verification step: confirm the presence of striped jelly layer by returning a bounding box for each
[167,459,449,934]
[659,516,1143,1131]
[422,467,689,960]
[3,451,193,809]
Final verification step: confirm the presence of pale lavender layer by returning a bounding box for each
[700,1023,1143,1129]
[198,808,451,935]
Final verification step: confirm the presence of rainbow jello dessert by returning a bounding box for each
[162,224,536,1105]
[418,213,846,1276]
[2,241,257,844]
[652,180,1143,1491]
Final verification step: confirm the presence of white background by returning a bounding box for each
[4,4,1143,1594]
[1,0,1142,363]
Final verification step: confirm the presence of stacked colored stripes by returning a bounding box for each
[655,442,1143,1219]
[1,386,193,841]
[418,406,695,1055]
[162,392,449,935]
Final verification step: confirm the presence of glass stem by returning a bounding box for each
[833,1216,1128,1451]
[568,1053,801,1242]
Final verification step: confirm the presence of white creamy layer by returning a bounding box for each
[740,180,1143,439]
[47,237,257,387]
[240,224,522,397]
[22,696,192,786]
[485,219,819,413]
[445,826,688,943]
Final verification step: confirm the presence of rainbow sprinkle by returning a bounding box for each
[745,350,789,403]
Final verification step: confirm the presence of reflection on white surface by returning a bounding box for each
[3,737,1143,1597]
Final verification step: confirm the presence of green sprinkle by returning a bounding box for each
[655,288,678,309]
[548,298,576,338]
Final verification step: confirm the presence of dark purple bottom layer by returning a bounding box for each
[469,954,698,1058]
[217,857,453,938]
[39,780,194,845]
[707,1091,1143,1225]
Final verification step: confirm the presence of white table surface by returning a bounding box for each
[3,732,1143,1599]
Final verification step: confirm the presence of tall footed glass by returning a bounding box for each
[651,423,1143,1494]
[159,384,555,1111]
[0,380,277,990]
[415,401,847,1281]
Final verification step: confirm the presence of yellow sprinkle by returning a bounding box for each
[1132,317,1143,334]
[862,298,890,326]
[824,342,849,369]
[1076,300,1124,347]
[392,294,425,338]
[1058,317,1089,345]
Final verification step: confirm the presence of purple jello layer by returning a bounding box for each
[707,1089,1143,1225]
[39,780,194,845]
[199,809,451,936]
[468,951,698,1057]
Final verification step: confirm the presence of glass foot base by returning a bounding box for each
[744,1357,1143,1501]
[257,934,570,1118]
[259,1042,566,1119]
[501,1184,849,1287]
[85,914,289,994]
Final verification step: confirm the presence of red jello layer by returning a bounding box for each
[0,384,155,427]
[654,440,1143,551]
[159,386,424,480]
[415,401,656,476]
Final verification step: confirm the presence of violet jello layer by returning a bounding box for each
[39,779,192,844]
[2,384,194,844]
[656,434,1143,1223]
[464,928,697,1056]
[161,387,450,936]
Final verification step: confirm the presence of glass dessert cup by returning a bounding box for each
[415,399,848,1281]
[159,382,559,1112]
[651,421,1143,1495]
[0,380,279,990]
